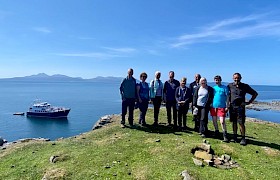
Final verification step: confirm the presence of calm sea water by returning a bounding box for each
[0,81,279,142]
[0,81,121,142]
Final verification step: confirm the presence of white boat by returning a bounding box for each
[26,100,70,118]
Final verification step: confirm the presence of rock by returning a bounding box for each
[221,154,231,162]
[217,165,230,169]
[0,137,4,146]
[181,170,192,180]
[192,157,203,166]
[214,159,222,166]
[204,160,214,166]
[194,151,213,161]
[198,143,212,153]
[49,155,59,163]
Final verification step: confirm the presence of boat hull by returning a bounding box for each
[26,109,70,118]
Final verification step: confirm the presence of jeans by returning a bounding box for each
[139,99,149,124]
[177,104,189,127]
[166,100,177,125]
[152,96,162,123]
[122,98,135,124]
[197,106,210,134]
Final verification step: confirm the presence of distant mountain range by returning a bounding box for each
[0,73,123,83]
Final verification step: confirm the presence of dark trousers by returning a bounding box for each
[197,106,210,134]
[121,98,135,124]
[139,99,149,124]
[166,100,177,125]
[177,105,189,127]
[152,96,162,123]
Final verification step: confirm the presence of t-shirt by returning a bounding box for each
[197,87,208,107]
[213,85,229,108]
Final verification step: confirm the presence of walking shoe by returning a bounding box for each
[152,122,158,127]
[142,122,147,126]
[230,134,238,143]
[240,138,247,146]
[201,134,206,138]
[223,135,229,142]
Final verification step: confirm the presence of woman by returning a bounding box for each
[150,71,164,126]
[175,77,192,130]
[136,72,149,126]
[193,77,214,137]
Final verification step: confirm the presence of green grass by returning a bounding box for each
[0,108,279,179]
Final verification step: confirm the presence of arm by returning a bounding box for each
[193,87,198,107]
[246,84,258,105]
[136,84,142,103]
[226,84,231,108]
[120,79,125,100]
[175,87,180,103]
[163,81,167,102]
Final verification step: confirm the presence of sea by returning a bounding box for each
[0,81,279,142]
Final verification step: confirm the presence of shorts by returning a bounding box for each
[210,108,226,117]
[229,105,246,124]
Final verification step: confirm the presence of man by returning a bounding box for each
[120,68,136,126]
[227,73,258,145]
[163,71,180,128]
[189,74,201,132]
[210,75,229,142]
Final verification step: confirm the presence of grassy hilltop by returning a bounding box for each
[0,109,279,179]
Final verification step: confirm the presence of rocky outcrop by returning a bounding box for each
[247,101,280,111]
[0,137,4,146]
[191,142,239,169]
[0,138,50,150]
[92,115,115,130]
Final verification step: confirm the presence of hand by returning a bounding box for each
[225,108,228,112]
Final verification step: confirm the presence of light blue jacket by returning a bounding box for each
[150,79,164,98]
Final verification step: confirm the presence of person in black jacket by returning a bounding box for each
[193,77,214,137]
[163,71,180,127]
[189,74,201,131]
[227,73,258,145]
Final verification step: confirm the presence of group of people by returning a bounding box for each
[120,68,258,146]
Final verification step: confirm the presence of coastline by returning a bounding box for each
[1,101,279,148]
[246,101,280,111]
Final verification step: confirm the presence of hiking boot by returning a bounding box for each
[240,138,247,146]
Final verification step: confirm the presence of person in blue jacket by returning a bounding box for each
[120,68,136,126]
[150,71,164,126]
[136,72,149,126]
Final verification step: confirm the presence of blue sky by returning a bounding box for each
[1,0,280,85]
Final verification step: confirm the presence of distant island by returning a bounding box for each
[0,73,123,83]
